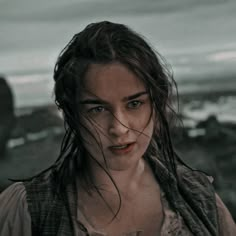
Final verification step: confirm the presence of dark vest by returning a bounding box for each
[24,159,219,236]
[24,172,77,236]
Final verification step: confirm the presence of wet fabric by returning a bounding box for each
[0,158,236,235]
[0,182,193,236]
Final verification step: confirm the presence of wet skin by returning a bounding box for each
[79,62,155,171]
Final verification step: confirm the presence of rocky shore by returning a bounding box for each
[0,99,235,221]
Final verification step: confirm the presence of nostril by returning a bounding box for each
[108,120,129,136]
[108,124,129,136]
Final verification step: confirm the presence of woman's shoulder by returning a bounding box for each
[177,162,236,234]
[176,162,214,189]
[0,182,27,205]
[0,182,28,216]
[0,182,32,236]
[215,193,236,235]
[23,170,59,197]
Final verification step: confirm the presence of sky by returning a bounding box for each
[0,0,236,83]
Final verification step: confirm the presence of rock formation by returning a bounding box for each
[0,76,15,157]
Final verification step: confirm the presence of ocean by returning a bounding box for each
[5,70,236,127]
[1,0,236,124]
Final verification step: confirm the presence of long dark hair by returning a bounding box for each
[36,21,180,221]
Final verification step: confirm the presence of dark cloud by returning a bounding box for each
[0,0,234,22]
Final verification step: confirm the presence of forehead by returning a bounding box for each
[81,63,145,100]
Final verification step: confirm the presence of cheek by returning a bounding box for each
[145,118,155,137]
[143,112,155,141]
[79,116,107,148]
[135,107,155,132]
[79,117,98,143]
[135,117,154,146]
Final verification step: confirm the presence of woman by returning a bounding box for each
[0,21,235,236]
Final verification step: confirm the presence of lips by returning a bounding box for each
[111,144,129,149]
[109,142,136,155]
[109,141,134,148]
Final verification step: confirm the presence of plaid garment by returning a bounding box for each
[24,157,219,236]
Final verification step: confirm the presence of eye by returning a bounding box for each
[88,106,106,114]
[127,100,143,109]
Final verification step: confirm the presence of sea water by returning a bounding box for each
[1,1,236,126]
[5,71,236,125]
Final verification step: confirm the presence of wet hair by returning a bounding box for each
[44,21,180,222]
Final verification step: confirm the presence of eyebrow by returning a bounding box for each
[80,91,148,105]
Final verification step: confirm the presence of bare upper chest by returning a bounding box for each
[77,183,163,236]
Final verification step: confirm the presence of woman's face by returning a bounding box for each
[78,63,155,171]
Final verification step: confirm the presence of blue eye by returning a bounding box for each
[127,100,143,109]
[88,106,106,114]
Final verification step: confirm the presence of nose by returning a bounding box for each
[108,111,129,137]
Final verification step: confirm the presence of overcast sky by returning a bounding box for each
[0,0,236,81]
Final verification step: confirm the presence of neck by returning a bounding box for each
[87,158,147,195]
